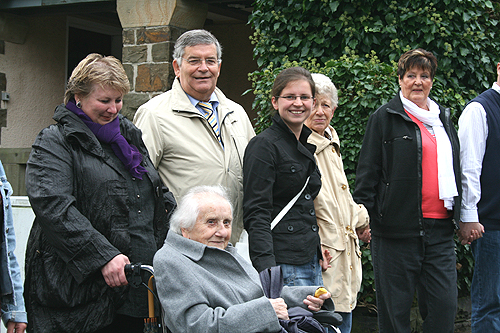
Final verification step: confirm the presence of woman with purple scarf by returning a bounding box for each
[24,54,176,333]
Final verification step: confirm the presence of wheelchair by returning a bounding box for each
[125,264,342,333]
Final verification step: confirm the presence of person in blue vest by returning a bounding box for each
[0,160,27,333]
[458,61,500,332]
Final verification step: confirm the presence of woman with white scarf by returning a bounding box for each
[353,48,461,333]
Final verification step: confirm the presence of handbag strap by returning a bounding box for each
[270,176,310,230]
[259,266,284,299]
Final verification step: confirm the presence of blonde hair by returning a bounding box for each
[64,53,130,104]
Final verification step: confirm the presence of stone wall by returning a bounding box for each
[121,25,184,120]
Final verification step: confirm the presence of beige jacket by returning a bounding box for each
[134,79,255,243]
[308,127,369,313]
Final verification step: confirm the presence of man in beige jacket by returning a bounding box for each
[305,73,371,333]
[134,29,255,244]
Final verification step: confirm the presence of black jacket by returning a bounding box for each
[243,114,322,272]
[24,104,176,332]
[353,94,461,238]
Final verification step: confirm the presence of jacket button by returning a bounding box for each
[341,184,347,190]
[309,209,315,216]
[290,165,296,172]
[5,228,9,233]
[305,194,311,200]
[287,225,294,232]
[312,225,318,232]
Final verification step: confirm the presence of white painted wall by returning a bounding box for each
[0,16,66,149]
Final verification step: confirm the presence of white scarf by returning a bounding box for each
[400,91,457,210]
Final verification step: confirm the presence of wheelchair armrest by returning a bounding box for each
[312,310,343,327]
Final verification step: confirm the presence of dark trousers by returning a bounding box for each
[93,314,145,333]
[371,218,457,333]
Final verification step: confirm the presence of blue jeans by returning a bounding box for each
[471,229,500,332]
[280,253,323,286]
[328,311,351,333]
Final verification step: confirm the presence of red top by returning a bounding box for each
[406,111,452,219]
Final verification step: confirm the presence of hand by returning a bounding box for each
[320,248,332,272]
[457,221,484,245]
[303,291,331,312]
[7,321,27,333]
[356,226,371,243]
[101,254,130,287]
[269,298,289,320]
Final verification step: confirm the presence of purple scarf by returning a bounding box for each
[66,100,148,179]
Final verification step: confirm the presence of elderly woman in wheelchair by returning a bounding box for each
[154,185,339,333]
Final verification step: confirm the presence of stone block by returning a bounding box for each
[169,26,186,42]
[122,93,151,120]
[135,63,172,92]
[122,64,134,91]
[122,45,147,64]
[123,29,135,45]
[137,27,171,44]
[152,42,174,62]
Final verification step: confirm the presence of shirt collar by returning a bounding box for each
[186,92,220,111]
[492,82,500,94]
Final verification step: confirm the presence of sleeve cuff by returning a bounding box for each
[2,311,28,327]
[460,208,479,223]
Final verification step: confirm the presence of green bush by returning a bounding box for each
[250,0,500,93]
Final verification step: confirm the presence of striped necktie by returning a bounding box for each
[198,101,223,146]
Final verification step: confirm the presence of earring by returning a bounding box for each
[76,101,82,108]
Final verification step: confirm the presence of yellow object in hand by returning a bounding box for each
[314,287,328,298]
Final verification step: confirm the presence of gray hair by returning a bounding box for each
[169,185,233,235]
[173,29,222,65]
[311,73,338,108]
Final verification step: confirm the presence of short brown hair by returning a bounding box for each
[271,67,315,98]
[64,53,130,104]
[397,48,438,80]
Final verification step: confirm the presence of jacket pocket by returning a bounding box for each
[276,162,304,189]
[272,219,308,254]
[29,239,125,308]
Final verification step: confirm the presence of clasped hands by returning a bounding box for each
[457,221,484,245]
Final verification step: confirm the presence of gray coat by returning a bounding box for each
[154,232,320,333]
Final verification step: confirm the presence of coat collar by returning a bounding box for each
[53,104,148,159]
[166,230,236,262]
[272,113,317,159]
[385,92,450,125]
[171,78,234,121]
[308,125,341,156]
[53,104,105,157]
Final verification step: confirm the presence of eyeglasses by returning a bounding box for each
[182,58,220,67]
[276,95,314,102]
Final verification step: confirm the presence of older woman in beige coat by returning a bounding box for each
[305,73,371,333]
